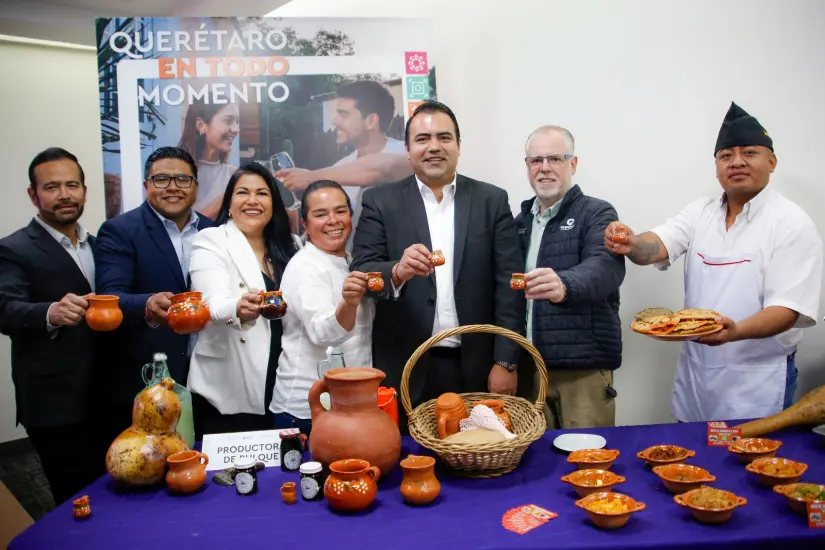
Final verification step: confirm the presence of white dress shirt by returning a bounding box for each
[270,242,375,419]
[651,186,822,349]
[35,216,95,334]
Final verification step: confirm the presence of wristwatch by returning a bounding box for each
[495,361,518,372]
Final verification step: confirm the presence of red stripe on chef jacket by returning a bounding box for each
[697,253,752,266]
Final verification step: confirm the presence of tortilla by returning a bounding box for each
[635,308,674,321]
[670,320,718,334]
[676,309,720,321]
[649,316,680,334]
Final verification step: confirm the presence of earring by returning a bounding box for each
[229,213,232,218]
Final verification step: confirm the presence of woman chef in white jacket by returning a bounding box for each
[604,101,823,422]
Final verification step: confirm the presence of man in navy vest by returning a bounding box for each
[515,126,625,428]
[95,146,213,443]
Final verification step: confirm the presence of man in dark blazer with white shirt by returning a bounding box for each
[351,101,526,415]
[0,148,103,505]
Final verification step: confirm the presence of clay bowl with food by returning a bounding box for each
[772,483,825,513]
[567,449,620,471]
[561,469,626,498]
[745,457,808,487]
[727,438,782,464]
[574,491,645,530]
[674,486,747,525]
[637,445,695,468]
[652,463,716,494]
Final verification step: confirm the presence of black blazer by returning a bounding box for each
[95,201,214,405]
[351,174,526,401]
[0,220,97,428]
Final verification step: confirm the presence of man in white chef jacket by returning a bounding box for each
[604,102,823,422]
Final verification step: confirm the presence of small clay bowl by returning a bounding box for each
[727,438,782,464]
[652,463,716,494]
[567,449,620,471]
[574,491,645,530]
[674,486,747,524]
[561,469,626,498]
[745,457,808,487]
[637,445,694,467]
[772,483,825,513]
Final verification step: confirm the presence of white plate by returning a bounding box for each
[812,424,825,437]
[553,433,607,453]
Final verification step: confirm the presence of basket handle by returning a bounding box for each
[399,324,548,416]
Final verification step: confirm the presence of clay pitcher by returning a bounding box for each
[435,392,468,439]
[324,458,380,513]
[475,399,512,432]
[400,454,440,505]
[308,367,401,478]
[734,384,825,437]
[165,450,208,494]
[85,295,123,331]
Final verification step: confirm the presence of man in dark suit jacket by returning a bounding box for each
[351,101,526,415]
[95,147,213,441]
[0,148,103,505]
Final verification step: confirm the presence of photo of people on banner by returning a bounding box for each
[97,17,436,243]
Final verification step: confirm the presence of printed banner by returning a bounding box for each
[96,17,435,221]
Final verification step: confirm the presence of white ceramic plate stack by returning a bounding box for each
[553,433,607,453]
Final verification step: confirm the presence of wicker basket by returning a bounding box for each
[400,324,548,478]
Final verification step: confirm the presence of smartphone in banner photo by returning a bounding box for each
[271,152,294,170]
[253,159,298,210]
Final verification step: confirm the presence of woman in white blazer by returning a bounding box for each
[188,163,300,436]
[270,180,375,435]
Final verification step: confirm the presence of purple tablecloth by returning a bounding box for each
[10,421,825,550]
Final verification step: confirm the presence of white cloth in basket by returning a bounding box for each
[458,404,516,439]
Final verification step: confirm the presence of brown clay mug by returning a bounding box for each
[324,459,380,513]
[260,290,287,320]
[167,291,210,334]
[510,273,526,291]
[367,272,385,292]
[430,250,446,266]
[435,392,468,439]
[281,481,297,504]
[85,294,124,331]
[166,450,209,494]
[400,455,440,505]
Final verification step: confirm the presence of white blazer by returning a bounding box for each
[187,221,300,415]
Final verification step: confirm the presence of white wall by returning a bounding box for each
[272,0,825,425]
[0,41,104,442]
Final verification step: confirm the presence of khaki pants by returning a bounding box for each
[533,369,616,429]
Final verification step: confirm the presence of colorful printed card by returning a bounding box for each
[808,502,825,528]
[707,421,742,447]
[502,504,557,534]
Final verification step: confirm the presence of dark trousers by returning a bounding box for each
[400,346,464,435]
[26,422,106,506]
[192,392,273,439]
[273,412,312,436]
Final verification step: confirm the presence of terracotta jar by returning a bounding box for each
[400,455,440,505]
[475,399,512,432]
[324,459,380,513]
[510,273,526,291]
[260,290,287,320]
[308,367,401,478]
[435,392,468,439]
[72,495,91,519]
[167,292,210,334]
[430,250,446,266]
[166,450,209,494]
[367,272,384,292]
[612,225,628,244]
[280,481,297,504]
[85,295,123,331]
[377,386,398,427]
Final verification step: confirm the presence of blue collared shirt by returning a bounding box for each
[148,204,200,280]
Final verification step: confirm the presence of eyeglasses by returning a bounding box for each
[525,154,573,169]
[147,174,196,189]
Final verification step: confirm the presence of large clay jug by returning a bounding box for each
[734,384,825,437]
[308,367,401,478]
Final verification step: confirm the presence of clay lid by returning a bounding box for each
[436,392,463,407]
